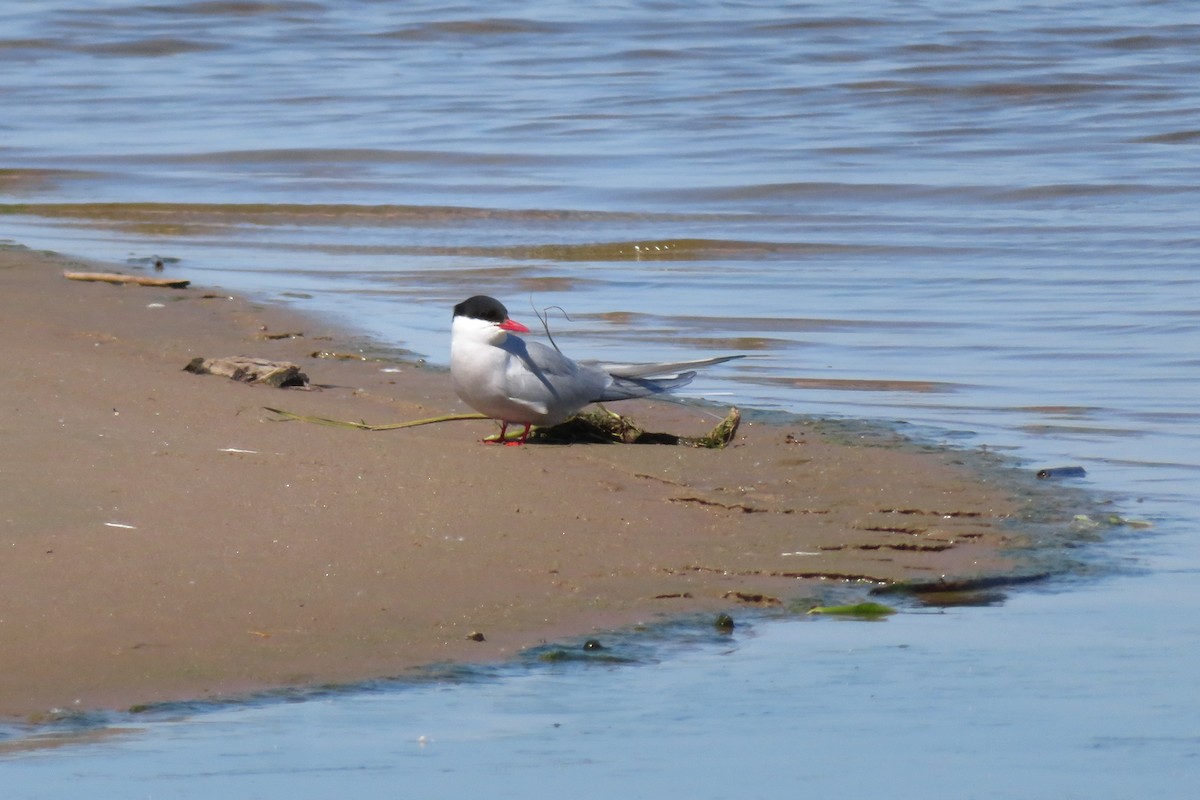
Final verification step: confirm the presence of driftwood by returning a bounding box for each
[65,271,190,288]
[184,356,309,388]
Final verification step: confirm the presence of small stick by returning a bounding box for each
[65,271,190,288]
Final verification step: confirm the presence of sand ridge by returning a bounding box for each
[1,246,1030,719]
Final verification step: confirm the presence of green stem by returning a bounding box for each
[264,407,487,431]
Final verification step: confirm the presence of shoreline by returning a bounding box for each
[2,244,1051,722]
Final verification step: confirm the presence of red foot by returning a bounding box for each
[481,422,532,445]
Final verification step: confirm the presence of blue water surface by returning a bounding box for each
[1,0,1198,796]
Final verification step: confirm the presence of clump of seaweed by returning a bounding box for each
[532,407,741,448]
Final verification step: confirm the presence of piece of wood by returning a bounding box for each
[64,271,190,288]
[184,356,309,388]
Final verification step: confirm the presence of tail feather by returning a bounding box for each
[598,354,743,380]
[596,371,697,402]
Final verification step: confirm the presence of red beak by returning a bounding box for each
[500,318,530,333]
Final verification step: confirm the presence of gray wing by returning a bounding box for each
[502,340,742,418]
[501,339,611,419]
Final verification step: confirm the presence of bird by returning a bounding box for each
[450,294,742,445]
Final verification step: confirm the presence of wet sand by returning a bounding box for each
[1,245,1032,720]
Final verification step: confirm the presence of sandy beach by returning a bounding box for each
[1,245,1037,721]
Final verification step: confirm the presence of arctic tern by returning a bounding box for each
[451,295,742,445]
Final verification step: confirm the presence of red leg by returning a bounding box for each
[483,420,508,444]
[505,423,532,446]
[484,421,532,446]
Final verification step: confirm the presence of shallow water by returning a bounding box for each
[5,575,1199,798]
[2,0,1198,795]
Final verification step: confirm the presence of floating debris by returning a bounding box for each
[913,590,1008,608]
[126,255,181,268]
[1036,465,1087,479]
[875,572,1050,595]
[1071,514,1152,531]
[806,602,896,618]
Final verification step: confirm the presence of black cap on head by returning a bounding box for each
[453,295,509,323]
